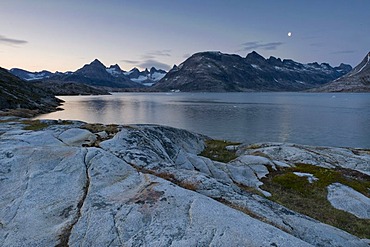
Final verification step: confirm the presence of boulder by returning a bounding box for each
[327,183,370,219]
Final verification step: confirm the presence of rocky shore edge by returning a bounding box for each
[0,117,369,246]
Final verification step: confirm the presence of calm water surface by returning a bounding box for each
[36,92,370,148]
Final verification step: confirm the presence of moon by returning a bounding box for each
[288,32,292,37]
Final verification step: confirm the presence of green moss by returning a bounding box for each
[261,163,370,238]
[271,173,314,196]
[58,120,73,125]
[81,123,119,135]
[199,139,240,163]
[22,120,48,131]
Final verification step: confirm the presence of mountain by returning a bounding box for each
[0,67,62,116]
[311,52,370,92]
[9,68,53,81]
[125,67,166,86]
[10,60,167,89]
[154,51,352,92]
[49,59,141,89]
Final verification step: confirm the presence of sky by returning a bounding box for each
[0,0,369,72]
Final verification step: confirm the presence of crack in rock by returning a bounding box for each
[56,149,91,247]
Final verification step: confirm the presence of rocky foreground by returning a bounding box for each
[0,118,369,246]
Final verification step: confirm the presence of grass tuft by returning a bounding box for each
[22,120,49,131]
[200,139,240,163]
[81,123,119,135]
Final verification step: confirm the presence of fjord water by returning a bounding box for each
[36,92,370,148]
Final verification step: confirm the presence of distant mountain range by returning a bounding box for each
[154,51,352,92]
[10,51,370,93]
[311,52,370,92]
[10,59,167,90]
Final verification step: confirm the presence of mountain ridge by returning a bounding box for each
[154,51,352,92]
[0,67,62,116]
[9,59,167,89]
[311,52,370,92]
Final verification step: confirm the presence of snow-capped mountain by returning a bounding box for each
[125,67,166,86]
[9,68,54,81]
[9,60,167,89]
[154,51,352,92]
[312,52,370,92]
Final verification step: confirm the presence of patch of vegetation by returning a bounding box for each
[0,109,40,118]
[249,150,271,159]
[235,182,264,197]
[129,164,200,192]
[244,143,263,150]
[261,163,370,238]
[199,139,240,163]
[178,180,199,191]
[81,123,119,135]
[22,120,49,131]
[57,120,73,125]
[80,123,121,147]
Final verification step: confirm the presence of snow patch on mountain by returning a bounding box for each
[24,72,51,81]
[131,75,148,82]
[106,68,122,77]
[355,54,370,75]
[151,71,166,81]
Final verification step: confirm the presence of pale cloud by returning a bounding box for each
[240,41,283,51]
[121,59,139,64]
[138,59,171,71]
[0,35,28,46]
[142,49,172,59]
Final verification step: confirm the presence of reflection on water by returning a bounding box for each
[36,92,370,148]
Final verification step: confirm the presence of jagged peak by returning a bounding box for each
[89,59,105,67]
[150,67,157,73]
[129,67,140,72]
[108,64,121,70]
[245,51,265,61]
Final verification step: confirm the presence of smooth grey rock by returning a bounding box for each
[58,128,97,146]
[327,183,370,219]
[100,125,369,247]
[0,120,368,247]
[96,131,108,139]
[0,138,87,246]
[69,148,312,247]
[241,143,370,175]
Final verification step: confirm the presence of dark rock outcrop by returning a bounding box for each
[0,67,62,115]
